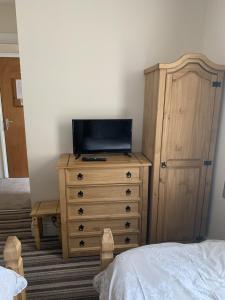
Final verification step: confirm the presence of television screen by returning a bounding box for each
[72,119,132,155]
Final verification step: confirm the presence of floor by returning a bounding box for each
[0,208,99,300]
[0,178,31,209]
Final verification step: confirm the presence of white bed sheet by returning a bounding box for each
[0,266,27,300]
[94,240,225,300]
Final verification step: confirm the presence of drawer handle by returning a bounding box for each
[78,191,84,198]
[77,173,83,180]
[126,189,131,196]
[125,237,130,244]
[126,171,132,178]
[78,208,84,215]
[79,224,84,231]
[79,240,85,247]
[125,206,131,212]
[125,222,130,228]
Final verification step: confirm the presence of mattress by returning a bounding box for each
[94,240,225,300]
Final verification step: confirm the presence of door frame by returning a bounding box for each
[0,51,19,178]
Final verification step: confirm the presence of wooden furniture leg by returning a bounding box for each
[31,200,61,251]
[57,215,62,245]
[4,236,26,300]
[31,216,41,250]
[101,228,114,270]
[38,217,43,237]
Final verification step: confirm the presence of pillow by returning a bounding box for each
[0,266,27,300]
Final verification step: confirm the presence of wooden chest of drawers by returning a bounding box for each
[57,153,151,258]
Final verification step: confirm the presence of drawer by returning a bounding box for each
[66,168,140,185]
[67,185,140,200]
[114,234,139,245]
[68,218,139,234]
[69,233,139,250]
[67,202,139,219]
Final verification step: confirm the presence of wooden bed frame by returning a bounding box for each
[3,236,26,300]
[101,228,115,270]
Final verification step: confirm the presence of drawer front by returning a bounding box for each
[67,185,140,200]
[69,233,139,250]
[69,236,100,249]
[66,168,140,185]
[114,234,139,245]
[68,202,139,219]
[68,218,139,234]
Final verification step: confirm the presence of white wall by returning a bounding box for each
[15,0,206,203]
[202,0,225,239]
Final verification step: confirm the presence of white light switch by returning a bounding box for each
[16,79,23,99]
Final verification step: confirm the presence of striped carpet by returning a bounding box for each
[0,208,99,300]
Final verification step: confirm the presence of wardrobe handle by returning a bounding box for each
[126,171,132,178]
[126,189,131,196]
[78,208,84,215]
[77,173,83,180]
[125,222,130,228]
[79,224,84,231]
[125,206,131,212]
[161,161,167,168]
[125,237,130,244]
[78,191,84,198]
[79,240,85,247]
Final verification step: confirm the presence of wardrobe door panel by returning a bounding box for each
[158,64,217,241]
[158,167,202,241]
[162,65,217,160]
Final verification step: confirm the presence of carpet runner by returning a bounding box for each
[0,208,99,300]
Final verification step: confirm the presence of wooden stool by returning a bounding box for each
[31,200,61,250]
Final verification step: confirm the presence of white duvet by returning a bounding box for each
[0,266,27,300]
[94,240,225,300]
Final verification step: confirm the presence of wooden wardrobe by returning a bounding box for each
[142,53,225,243]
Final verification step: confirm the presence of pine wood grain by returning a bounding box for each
[4,236,26,300]
[57,153,151,258]
[143,53,225,243]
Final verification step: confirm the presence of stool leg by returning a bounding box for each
[57,215,62,245]
[38,218,43,237]
[32,216,41,250]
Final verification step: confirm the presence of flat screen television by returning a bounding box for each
[72,119,132,155]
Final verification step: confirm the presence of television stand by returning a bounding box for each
[124,152,132,157]
[57,153,151,259]
[82,156,106,162]
[75,153,132,160]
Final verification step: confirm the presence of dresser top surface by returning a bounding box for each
[57,153,151,169]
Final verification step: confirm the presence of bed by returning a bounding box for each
[1,236,27,300]
[94,228,225,300]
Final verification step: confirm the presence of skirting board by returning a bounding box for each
[0,43,19,54]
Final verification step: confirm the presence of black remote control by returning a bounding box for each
[82,157,107,162]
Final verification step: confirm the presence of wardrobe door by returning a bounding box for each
[157,63,218,242]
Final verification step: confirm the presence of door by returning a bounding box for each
[157,63,218,242]
[0,58,29,178]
